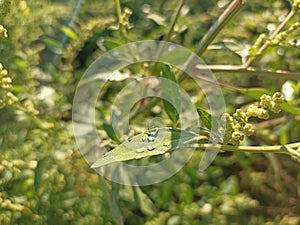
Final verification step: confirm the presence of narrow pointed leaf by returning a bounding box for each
[161,65,180,124]
[91,127,202,168]
[103,123,121,143]
[197,107,213,130]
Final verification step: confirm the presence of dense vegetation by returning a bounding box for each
[0,0,299,224]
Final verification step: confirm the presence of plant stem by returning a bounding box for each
[244,5,300,67]
[115,0,129,41]
[115,0,122,25]
[197,142,300,157]
[163,0,186,42]
[195,0,245,57]
[178,0,244,83]
[150,0,186,75]
[194,64,300,80]
[131,0,187,121]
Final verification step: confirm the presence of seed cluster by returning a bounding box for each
[221,92,285,145]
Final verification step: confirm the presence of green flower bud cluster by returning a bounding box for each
[221,92,284,145]
[121,7,132,29]
[271,22,300,46]
[0,63,18,108]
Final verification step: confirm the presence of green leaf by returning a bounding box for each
[102,40,120,51]
[160,48,191,66]
[91,127,202,168]
[41,36,62,54]
[197,107,213,130]
[209,40,250,57]
[281,101,300,115]
[34,156,54,194]
[161,65,180,124]
[133,186,157,216]
[103,123,121,143]
[239,88,273,99]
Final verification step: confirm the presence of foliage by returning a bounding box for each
[0,0,300,225]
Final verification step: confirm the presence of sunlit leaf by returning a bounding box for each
[91,127,202,168]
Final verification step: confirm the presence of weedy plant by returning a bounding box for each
[91,0,300,168]
[1,0,300,225]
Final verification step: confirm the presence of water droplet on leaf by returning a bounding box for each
[136,147,145,153]
[147,136,155,142]
[147,146,156,151]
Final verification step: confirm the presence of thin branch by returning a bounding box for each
[196,142,300,158]
[178,0,245,83]
[194,64,300,80]
[195,0,245,57]
[163,0,186,42]
[244,4,300,67]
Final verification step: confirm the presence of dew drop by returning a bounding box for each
[136,147,145,153]
[147,127,159,137]
[160,150,165,154]
[103,153,108,157]
[169,127,173,130]
[109,156,115,159]
[128,137,133,142]
[142,137,146,142]
[134,155,143,159]
[147,136,155,142]
[163,143,169,147]
[147,146,156,151]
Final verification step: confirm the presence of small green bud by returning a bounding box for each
[233,109,248,124]
[272,92,284,104]
[246,105,259,117]
[221,113,233,123]
[243,123,254,136]
[257,108,270,119]
[260,94,272,109]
